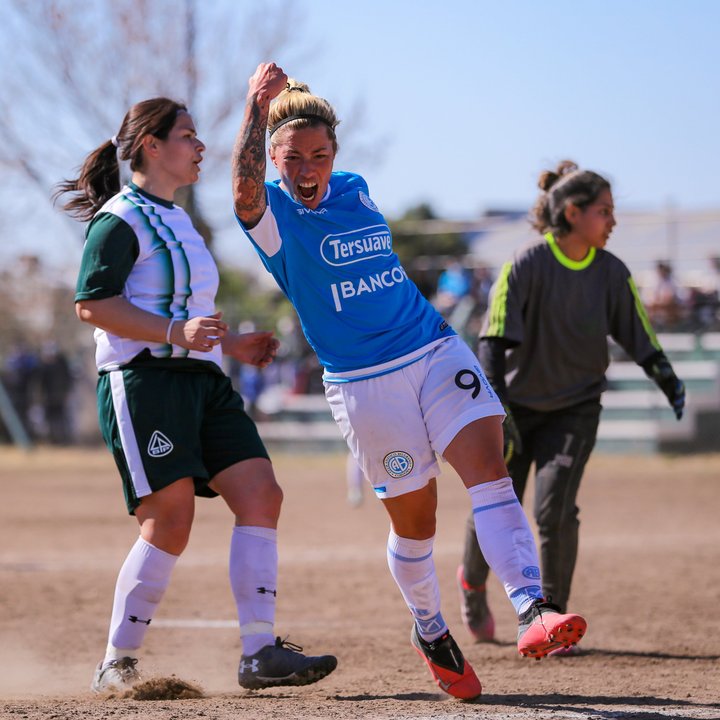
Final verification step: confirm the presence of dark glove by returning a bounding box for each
[643,353,685,420]
[502,404,523,463]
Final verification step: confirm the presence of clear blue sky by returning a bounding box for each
[2,0,718,274]
[283,0,719,218]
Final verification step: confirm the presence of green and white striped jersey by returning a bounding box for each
[75,183,222,371]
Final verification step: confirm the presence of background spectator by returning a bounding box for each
[690,255,720,330]
[434,259,471,314]
[38,341,74,444]
[642,260,687,330]
[2,341,39,439]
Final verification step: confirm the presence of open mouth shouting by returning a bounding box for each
[297,181,318,204]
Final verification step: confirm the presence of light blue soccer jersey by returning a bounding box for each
[237,172,455,377]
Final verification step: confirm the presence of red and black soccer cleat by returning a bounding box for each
[411,625,482,700]
[517,599,586,660]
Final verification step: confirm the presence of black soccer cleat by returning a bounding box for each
[238,636,337,689]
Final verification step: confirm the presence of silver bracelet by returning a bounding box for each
[165,319,176,345]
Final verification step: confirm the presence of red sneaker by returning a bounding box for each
[411,625,482,700]
[517,600,586,660]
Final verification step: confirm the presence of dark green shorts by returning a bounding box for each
[97,361,269,514]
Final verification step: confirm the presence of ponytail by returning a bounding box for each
[53,140,121,221]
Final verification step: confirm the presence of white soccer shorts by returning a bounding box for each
[324,336,504,499]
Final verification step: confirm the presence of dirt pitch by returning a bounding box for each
[0,447,718,720]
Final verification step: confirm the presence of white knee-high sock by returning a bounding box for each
[468,477,543,615]
[230,526,277,656]
[386,529,447,642]
[105,536,178,661]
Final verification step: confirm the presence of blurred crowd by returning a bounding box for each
[430,254,720,338]
[227,316,326,419]
[431,261,495,344]
[0,341,77,444]
[639,256,720,332]
[2,255,720,445]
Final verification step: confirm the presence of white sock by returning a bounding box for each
[230,526,277,656]
[386,529,447,642]
[468,477,543,615]
[104,536,178,662]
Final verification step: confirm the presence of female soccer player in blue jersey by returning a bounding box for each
[56,97,336,693]
[457,161,685,654]
[232,62,587,700]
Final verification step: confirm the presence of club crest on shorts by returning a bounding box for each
[383,451,414,478]
[148,430,173,458]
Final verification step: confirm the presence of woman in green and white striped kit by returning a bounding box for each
[57,97,336,693]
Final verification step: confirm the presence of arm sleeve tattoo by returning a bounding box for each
[232,98,269,229]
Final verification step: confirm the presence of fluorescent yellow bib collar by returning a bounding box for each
[545,232,596,270]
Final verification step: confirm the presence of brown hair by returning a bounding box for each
[531,160,611,236]
[268,79,339,153]
[54,97,187,221]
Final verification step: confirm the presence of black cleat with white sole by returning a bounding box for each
[238,637,337,689]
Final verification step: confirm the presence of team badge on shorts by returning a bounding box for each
[148,430,174,458]
[383,451,414,478]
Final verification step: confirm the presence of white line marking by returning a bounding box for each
[153,619,237,628]
[152,618,338,629]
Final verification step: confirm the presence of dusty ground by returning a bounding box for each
[0,448,718,720]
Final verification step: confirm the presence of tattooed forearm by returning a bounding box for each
[232,97,269,228]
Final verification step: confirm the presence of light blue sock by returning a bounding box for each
[468,477,543,615]
[387,529,447,641]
